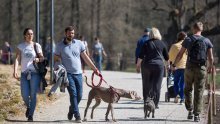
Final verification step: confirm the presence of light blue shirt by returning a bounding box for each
[55,38,85,74]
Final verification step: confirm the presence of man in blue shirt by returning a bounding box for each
[54,26,100,123]
[135,28,151,63]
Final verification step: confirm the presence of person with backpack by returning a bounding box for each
[168,31,187,104]
[171,22,214,122]
[135,27,151,64]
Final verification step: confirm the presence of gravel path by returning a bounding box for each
[5,70,206,124]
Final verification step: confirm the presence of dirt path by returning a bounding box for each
[5,70,207,124]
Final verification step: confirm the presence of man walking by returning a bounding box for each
[135,27,150,63]
[54,26,100,123]
[172,22,214,122]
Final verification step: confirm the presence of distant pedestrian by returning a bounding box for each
[54,26,100,123]
[92,37,107,72]
[168,31,187,104]
[13,28,44,121]
[171,22,214,122]
[136,27,169,109]
[1,41,13,64]
[135,28,151,64]
[79,35,90,73]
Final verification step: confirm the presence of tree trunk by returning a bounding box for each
[96,0,101,37]
[90,1,94,44]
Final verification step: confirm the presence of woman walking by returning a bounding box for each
[136,27,169,108]
[13,28,44,121]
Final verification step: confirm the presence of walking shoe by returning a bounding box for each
[68,106,73,120]
[155,105,159,109]
[75,116,82,123]
[194,115,200,122]
[67,111,73,120]
[25,108,30,118]
[27,116,33,122]
[174,96,179,103]
[187,111,193,119]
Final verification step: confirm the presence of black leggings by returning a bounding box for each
[141,64,164,106]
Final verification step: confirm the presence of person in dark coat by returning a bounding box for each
[136,27,169,109]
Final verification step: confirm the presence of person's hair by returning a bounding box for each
[177,31,187,42]
[65,26,75,33]
[149,27,162,40]
[193,22,203,31]
[23,28,33,35]
[95,37,99,40]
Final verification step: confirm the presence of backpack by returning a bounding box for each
[188,36,207,65]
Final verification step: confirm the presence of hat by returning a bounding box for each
[144,28,151,32]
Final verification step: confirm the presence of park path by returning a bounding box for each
[6,70,206,124]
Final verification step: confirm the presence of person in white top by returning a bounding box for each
[79,35,90,73]
[13,28,44,122]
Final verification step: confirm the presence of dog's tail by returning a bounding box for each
[84,76,93,88]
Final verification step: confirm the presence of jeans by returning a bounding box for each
[67,73,83,118]
[173,69,185,100]
[20,71,41,117]
[94,55,102,72]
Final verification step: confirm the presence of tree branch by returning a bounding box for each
[184,0,219,31]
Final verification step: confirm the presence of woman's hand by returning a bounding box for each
[13,71,20,80]
[136,65,141,73]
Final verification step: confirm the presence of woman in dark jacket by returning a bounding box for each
[136,27,169,108]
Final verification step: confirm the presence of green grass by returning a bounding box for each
[215,73,220,89]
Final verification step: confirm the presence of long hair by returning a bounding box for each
[149,27,162,40]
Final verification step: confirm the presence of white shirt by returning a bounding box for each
[17,42,42,72]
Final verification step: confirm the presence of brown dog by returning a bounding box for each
[83,77,141,122]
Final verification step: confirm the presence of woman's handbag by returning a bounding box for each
[33,43,48,74]
[33,43,48,92]
[151,41,167,77]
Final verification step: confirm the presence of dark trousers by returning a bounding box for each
[141,63,164,106]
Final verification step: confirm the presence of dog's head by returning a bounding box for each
[145,97,154,104]
[129,91,141,100]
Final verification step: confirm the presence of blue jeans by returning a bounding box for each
[94,55,102,72]
[173,69,185,100]
[67,73,83,118]
[20,72,41,117]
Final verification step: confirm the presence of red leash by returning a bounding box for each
[91,71,110,88]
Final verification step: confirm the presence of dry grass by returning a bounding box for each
[0,64,58,122]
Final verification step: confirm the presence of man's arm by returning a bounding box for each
[207,48,214,73]
[81,51,98,72]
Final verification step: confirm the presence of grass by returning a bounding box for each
[0,64,57,122]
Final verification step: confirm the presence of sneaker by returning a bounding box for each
[187,111,193,119]
[179,100,184,105]
[194,115,200,122]
[25,108,30,118]
[27,116,33,122]
[67,111,73,120]
[155,105,159,109]
[174,97,179,103]
[75,116,82,123]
